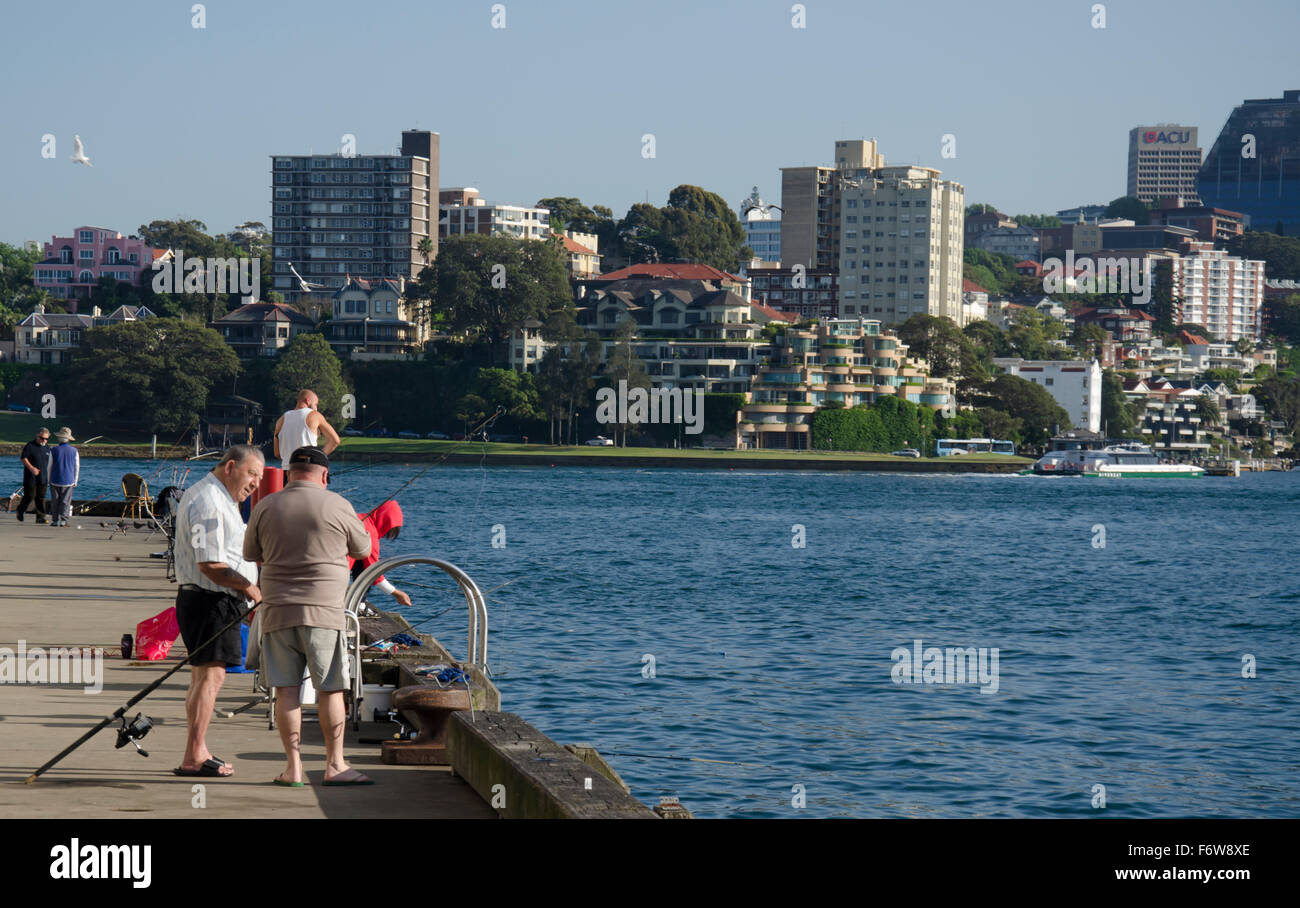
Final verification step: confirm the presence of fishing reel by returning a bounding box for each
[114,713,154,757]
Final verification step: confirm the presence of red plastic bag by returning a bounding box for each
[135,607,180,661]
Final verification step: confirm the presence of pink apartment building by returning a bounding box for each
[32,226,165,311]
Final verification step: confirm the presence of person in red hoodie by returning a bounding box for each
[348,500,411,612]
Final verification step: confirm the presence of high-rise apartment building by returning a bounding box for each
[1127,125,1202,203]
[780,140,963,325]
[780,140,885,272]
[1172,242,1265,343]
[1198,90,1300,237]
[271,129,438,306]
[838,162,965,326]
[779,165,835,270]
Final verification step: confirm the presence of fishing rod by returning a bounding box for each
[25,600,254,784]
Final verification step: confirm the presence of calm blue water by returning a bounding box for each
[68,457,1300,818]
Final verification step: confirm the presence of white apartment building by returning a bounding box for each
[837,163,965,326]
[1172,242,1265,342]
[439,188,551,240]
[993,358,1102,433]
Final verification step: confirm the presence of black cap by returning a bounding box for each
[288,445,330,469]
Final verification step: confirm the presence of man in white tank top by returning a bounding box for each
[274,389,341,471]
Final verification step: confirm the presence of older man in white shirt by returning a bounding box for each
[171,444,264,778]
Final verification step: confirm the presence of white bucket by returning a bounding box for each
[362,683,395,715]
[300,671,317,706]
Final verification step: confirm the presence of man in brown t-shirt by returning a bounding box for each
[243,446,372,786]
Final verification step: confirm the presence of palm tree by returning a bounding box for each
[417,237,434,266]
[1195,393,1221,427]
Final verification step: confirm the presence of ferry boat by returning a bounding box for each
[1026,443,1204,478]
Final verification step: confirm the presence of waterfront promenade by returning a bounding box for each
[0,517,494,819]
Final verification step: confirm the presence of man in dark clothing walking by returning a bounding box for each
[17,428,51,523]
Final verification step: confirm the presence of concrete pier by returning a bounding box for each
[0,517,494,819]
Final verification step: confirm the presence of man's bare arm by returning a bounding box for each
[273,415,283,459]
[22,457,39,475]
[198,562,261,602]
[314,414,341,454]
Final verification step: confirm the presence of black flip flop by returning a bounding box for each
[172,757,232,778]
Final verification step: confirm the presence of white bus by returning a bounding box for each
[934,438,1016,456]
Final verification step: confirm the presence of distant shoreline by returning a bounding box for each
[0,445,1024,473]
[328,451,1030,472]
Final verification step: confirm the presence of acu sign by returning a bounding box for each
[1144,130,1191,144]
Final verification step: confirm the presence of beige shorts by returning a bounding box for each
[263,626,351,692]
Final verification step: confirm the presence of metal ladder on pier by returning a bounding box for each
[343,557,488,730]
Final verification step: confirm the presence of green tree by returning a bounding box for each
[536,348,569,444]
[538,197,620,262]
[1227,231,1300,281]
[271,333,350,421]
[1101,371,1140,437]
[963,319,1008,357]
[936,409,983,439]
[410,234,572,367]
[965,203,998,216]
[561,334,602,444]
[1264,293,1300,345]
[1204,367,1242,387]
[1195,393,1222,427]
[615,185,753,271]
[1005,307,1067,360]
[963,248,1022,294]
[1253,377,1300,433]
[1071,321,1109,360]
[1104,196,1151,225]
[137,218,220,256]
[536,197,605,234]
[977,373,1070,448]
[453,393,490,436]
[473,367,540,422]
[0,242,45,309]
[603,317,651,446]
[1012,213,1063,229]
[974,407,1024,444]
[69,318,238,434]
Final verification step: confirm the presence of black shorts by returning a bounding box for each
[175,588,246,666]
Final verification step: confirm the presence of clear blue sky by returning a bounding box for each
[1,0,1296,245]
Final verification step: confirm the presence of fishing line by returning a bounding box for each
[365,407,505,512]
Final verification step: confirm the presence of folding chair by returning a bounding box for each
[121,473,153,519]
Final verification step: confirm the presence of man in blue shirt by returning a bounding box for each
[47,427,80,527]
[17,428,50,524]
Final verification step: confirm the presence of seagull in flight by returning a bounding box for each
[70,135,92,167]
[288,262,325,293]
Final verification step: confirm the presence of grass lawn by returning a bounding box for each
[332,436,1031,463]
[0,411,164,448]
